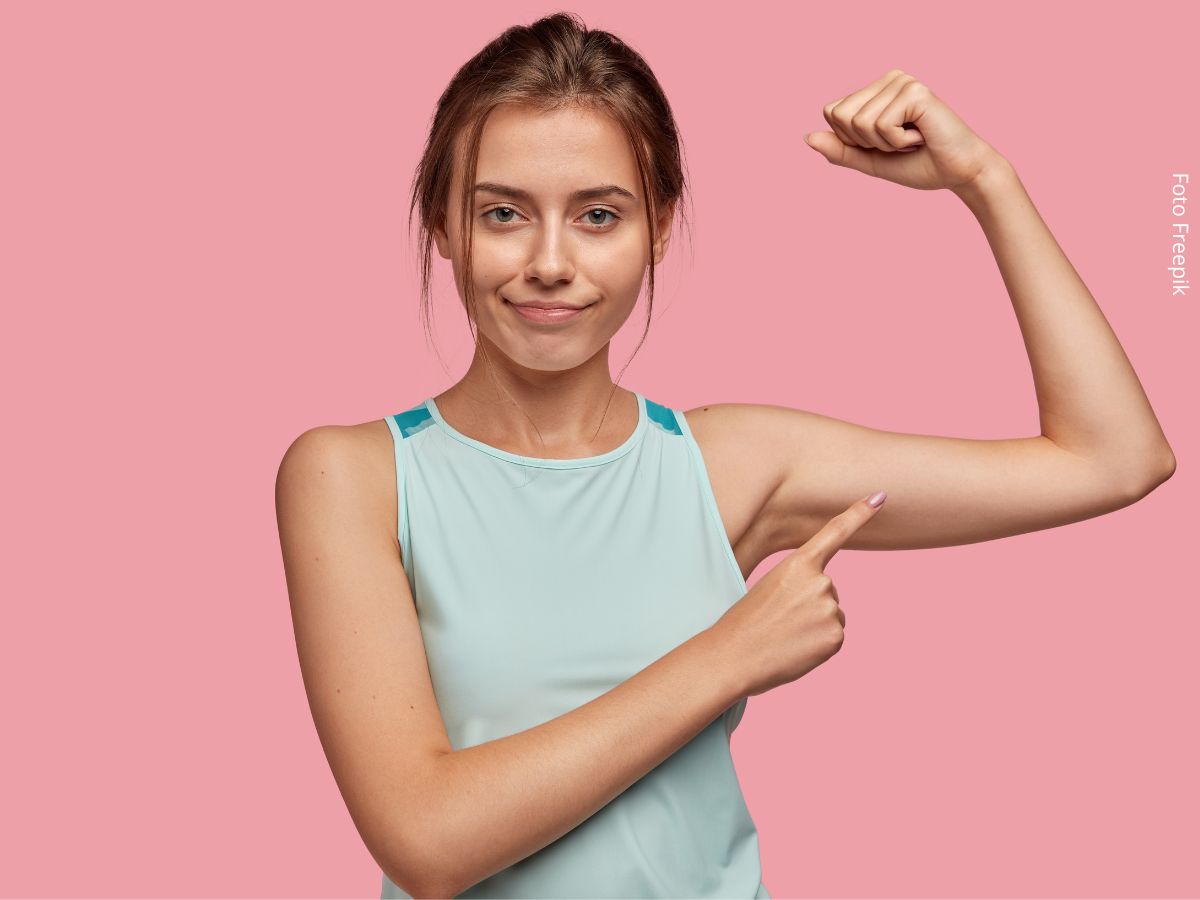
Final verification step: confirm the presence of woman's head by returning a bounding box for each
[408,11,692,383]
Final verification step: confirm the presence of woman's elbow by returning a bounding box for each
[1120,446,1177,503]
[384,858,459,900]
[381,817,463,899]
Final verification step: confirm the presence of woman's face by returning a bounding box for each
[434,103,672,373]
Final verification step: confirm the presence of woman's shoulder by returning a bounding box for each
[278,418,399,524]
[284,416,396,459]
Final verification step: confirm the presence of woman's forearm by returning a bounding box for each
[408,627,745,898]
[952,158,1176,487]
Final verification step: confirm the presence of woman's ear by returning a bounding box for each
[433,216,452,261]
[652,201,676,265]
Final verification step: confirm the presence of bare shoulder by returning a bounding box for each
[681,403,791,579]
[276,418,398,538]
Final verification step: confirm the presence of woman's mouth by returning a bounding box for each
[503,299,594,325]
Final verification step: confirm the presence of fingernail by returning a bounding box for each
[867,490,887,507]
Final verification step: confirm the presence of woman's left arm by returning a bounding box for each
[698,70,1176,556]
[951,156,1175,479]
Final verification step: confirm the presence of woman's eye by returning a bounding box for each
[583,208,619,228]
[484,206,522,225]
[481,207,620,229]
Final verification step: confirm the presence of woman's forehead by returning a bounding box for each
[466,105,640,196]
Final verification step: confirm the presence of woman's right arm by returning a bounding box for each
[277,424,863,898]
[426,605,746,897]
[427,493,881,897]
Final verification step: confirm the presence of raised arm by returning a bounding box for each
[715,71,1176,556]
[811,70,1178,476]
[950,157,1174,478]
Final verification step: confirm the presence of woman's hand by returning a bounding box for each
[805,69,1006,192]
[707,492,887,698]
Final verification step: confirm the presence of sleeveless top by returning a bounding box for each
[380,391,770,899]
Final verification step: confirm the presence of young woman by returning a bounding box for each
[275,13,1176,899]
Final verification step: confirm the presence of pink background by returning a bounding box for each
[2,1,1196,897]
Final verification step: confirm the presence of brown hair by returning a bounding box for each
[405,11,693,441]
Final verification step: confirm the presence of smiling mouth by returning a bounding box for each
[503,298,595,324]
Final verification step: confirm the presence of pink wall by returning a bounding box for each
[1,0,1195,896]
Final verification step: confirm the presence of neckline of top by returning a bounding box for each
[423,391,648,469]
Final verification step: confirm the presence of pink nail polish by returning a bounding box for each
[867,490,887,507]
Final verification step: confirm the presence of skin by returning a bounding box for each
[428,78,1175,578]
[694,69,1177,578]
[428,101,674,460]
[275,71,1177,895]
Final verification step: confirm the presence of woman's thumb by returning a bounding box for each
[803,131,835,156]
[804,131,878,175]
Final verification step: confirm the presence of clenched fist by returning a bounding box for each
[805,69,1006,193]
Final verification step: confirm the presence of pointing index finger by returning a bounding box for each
[801,491,888,570]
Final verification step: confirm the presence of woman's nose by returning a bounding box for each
[524,224,575,284]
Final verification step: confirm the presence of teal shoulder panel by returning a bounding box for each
[391,403,434,439]
[644,397,682,435]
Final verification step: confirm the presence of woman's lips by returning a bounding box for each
[504,299,593,324]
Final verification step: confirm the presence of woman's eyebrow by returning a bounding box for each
[473,182,638,203]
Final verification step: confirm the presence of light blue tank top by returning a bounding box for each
[381,391,770,899]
